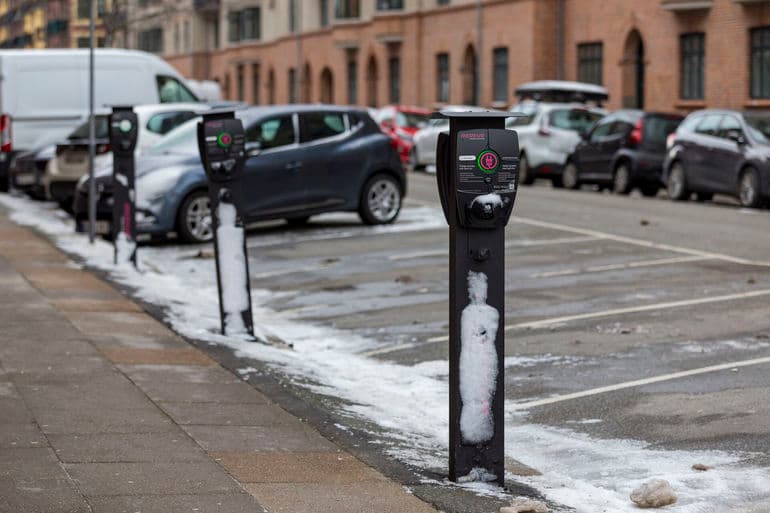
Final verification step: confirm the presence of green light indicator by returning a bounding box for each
[476,150,499,173]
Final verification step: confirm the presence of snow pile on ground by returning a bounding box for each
[2,193,769,513]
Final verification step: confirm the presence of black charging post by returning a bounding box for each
[435,110,521,485]
[109,106,138,267]
[197,110,254,337]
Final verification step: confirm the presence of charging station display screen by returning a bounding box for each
[456,129,518,194]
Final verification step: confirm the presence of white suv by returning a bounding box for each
[509,101,605,187]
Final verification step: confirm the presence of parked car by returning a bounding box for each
[508,101,605,186]
[409,105,486,173]
[46,103,206,208]
[663,109,770,208]
[564,110,683,195]
[74,105,406,243]
[0,48,200,191]
[513,80,609,106]
[374,105,431,166]
[8,145,54,199]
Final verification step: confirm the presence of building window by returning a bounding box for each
[252,63,260,104]
[437,0,450,5]
[347,58,358,104]
[241,8,260,40]
[78,0,105,19]
[289,0,297,32]
[680,33,704,100]
[137,28,163,53]
[492,47,508,103]
[320,0,329,27]
[389,56,400,103]
[335,0,360,19]
[229,8,260,43]
[751,27,770,99]
[237,64,245,102]
[577,42,603,85]
[228,11,241,43]
[377,0,403,10]
[436,53,449,102]
[289,68,297,103]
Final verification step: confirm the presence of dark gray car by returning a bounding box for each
[74,105,406,243]
[663,109,770,208]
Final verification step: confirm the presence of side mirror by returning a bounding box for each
[245,141,261,157]
[727,130,747,146]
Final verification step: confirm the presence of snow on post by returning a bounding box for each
[216,199,250,335]
[459,270,500,445]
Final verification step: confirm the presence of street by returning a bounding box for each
[2,175,769,512]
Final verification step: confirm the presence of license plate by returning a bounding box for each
[64,153,86,163]
[15,174,35,185]
[81,220,111,235]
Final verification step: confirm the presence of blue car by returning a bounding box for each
[74,105,406,243]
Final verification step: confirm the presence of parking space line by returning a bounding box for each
[514,216,770,268]
[510,356,770,410]
[423,288,770,343]
[531,255,711,278]
[252,264,331,279]
[388,236,600,262]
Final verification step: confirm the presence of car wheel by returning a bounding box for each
[639,183,660,197]
[285,216,311,226]
[359,174,402,225]
[613,163,632,195]
[562,162,580,190]
[738,167,763,208]
[667,162,689,201]
[177,190,213,243]
[695,192,713,202]
[519,154,534,185]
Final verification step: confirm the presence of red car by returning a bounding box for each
[374,105,431,165]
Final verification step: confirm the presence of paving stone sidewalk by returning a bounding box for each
[0,210,439,513]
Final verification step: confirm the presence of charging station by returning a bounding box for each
[435,110,520,485]
[109,106,138,267]
[197,110,255,337]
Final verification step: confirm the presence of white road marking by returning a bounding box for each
[389,236,599,261]
[251,264,330,279]
[360,341,422,357]
[423,288,770,343]
[531,255,711,278]
[513,216,770,267]
[510,355,770,410]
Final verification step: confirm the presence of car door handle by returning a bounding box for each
[284,161,303,171]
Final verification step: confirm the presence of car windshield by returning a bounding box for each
[396,111,429,129]
[507,103,538,126]
[146,117,201,156]
[549,109,603,132]
[68,115,110,140]
[744,116,770,144]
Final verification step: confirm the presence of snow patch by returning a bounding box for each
[114,231,136,266]
[471,193,503,209]
[114,173,128,188]
[460,271,499,445]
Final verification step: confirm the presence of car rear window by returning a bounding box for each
[300,112,346,142]
[396,111,429,129]
[548,109,603,132]
[745,115,770,144]
[68,116,110,140]
[644,116,682,144]
[146,118,201,156]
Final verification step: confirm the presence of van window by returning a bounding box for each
[146,111,198,135]
[156,76,198,103]
[300,112,346,143]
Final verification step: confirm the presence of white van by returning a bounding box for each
[0,48,199,189]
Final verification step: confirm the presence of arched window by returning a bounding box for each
[462,44,478,105]
[366,55,378,107]
[320,67,334,104]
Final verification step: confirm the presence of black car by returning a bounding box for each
[74,104,406,243]
[8,145,54,199]
[564,110,683,196]
[663,109,770,208]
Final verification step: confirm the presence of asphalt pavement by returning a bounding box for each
[2,173,769,512]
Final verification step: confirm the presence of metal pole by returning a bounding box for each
[476,0,483,106]
[87,0,96,243]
